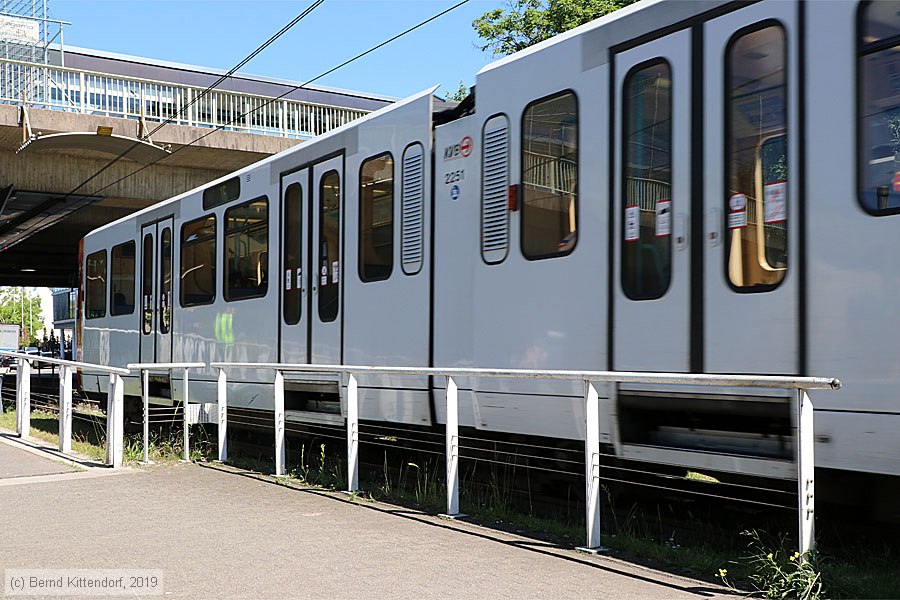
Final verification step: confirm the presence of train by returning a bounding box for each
[78,0,900,515]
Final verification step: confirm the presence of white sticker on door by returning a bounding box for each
[728,193,747,229]
[625,205,639,242]
[284,269,292,290]
[764,180,786,224]
[332,260,339,284]
[655,200,671,237]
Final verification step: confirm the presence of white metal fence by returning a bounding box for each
[0,57,370,139]
[210,361,840,557]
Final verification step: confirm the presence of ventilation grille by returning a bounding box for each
[481,118,509,263]
[401,144,424,275]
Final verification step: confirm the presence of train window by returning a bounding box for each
[283,184,302,325]
[160,227,172,334]
[109,241,135,316]
[319,171,340,322]
[859,1,900,213]
[622,60,672,300]
[359,153,394,282]
[482,115,510,264]
[202,177,240,210]
[85,250,107,320]
[225,197,268,301]
[180,215,217,307]
[521,92,578,260]
[401,143,424,275]
[725,24,787,290]
[141,234,153,334]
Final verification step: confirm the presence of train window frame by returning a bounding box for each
[202,177,240,211]
[358,152,395,283]
[141,234,153,334]
[180,214,217,308]
[224,196,269,302]
[621,58,674,301]
[519,89,580,261]
[318,170,341,323]
[159,227,172,334]
[109,240,136,316]
[283,183,303,325]
[85,249,107,320]
[723,19,789,294]
[857,0,900,216]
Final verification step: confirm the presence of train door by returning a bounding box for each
[613,30,691,372]
[311,156,343,365]
[279,169,309,363]
[703,3,799,374]
[138,217,174,364]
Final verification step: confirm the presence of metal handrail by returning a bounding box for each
[0,350,129,375]
[210,361,839,557]
[127,362,207,463]
[209,362,841,390]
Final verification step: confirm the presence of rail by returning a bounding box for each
[0,57,371,139]
[209,361,840,557]
[126,362,207,464]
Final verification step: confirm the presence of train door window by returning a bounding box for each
[85,250,107,319]
[142,234,153,334]
[359,153,394,282]
[482,115,510,264]
[401,143,424,275]
[319,171,340,322]
[521,91,578,260]
[622,60,673,300]
[180,215,217,307]
[109,241,135,316]
[725,24,787,290]
[283,184,302,325]
[859,1,900,213]
[160,227,172,334]
[225,197,269,301]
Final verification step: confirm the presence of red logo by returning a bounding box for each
[460,136,473,158]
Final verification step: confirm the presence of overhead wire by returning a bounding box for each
[81,0,472,200]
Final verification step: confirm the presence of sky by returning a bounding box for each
[52,0,506,99]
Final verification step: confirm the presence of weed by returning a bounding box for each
[718,530,823,599]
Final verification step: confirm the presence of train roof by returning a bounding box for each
[86,86,438,238]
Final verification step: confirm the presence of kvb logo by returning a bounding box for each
[443,136,474,161]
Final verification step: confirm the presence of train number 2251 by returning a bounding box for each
[445,170,465,184]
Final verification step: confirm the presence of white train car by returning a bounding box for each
[81,0,900,507]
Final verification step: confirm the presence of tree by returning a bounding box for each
[473,0,638,57]
[0,287,46,347]
[444,80,470,102]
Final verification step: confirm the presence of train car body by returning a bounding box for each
[81,0,900,499]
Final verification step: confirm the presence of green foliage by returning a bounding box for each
[444,80,470,102]
[719,530,823,599]
[0,287,46,346]
[473,0,638,57]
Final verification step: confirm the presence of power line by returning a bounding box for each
[57,0,325,204]
[85,0,472,200]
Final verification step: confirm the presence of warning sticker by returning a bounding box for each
[332,260,339,284]
[296,268,302,287]
[655,200,671,238]
[320,275,327,286]
[728,193,747,229]
[625,205,640,242]
[764,181,786,224]
[284,269,292,291]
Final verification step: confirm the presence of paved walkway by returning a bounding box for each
[0,435,729,599]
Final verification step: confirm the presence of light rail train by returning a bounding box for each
[79,0,900,514]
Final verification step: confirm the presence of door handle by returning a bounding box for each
[674,213,688,251]
[707,208,723,247]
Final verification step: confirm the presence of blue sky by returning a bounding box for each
[53,0,505,98]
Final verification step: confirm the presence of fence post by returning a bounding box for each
[182,367,190,462]
[141,369,150,464]
[17,358,31,438]
[274,369,285,477]
[106,373,124,468]
[58,365,72,454]
[797,389,816,558]
[577,380,604,553]
[217,368,228,462]
[441,376,464,518]
[346,373,359,493]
